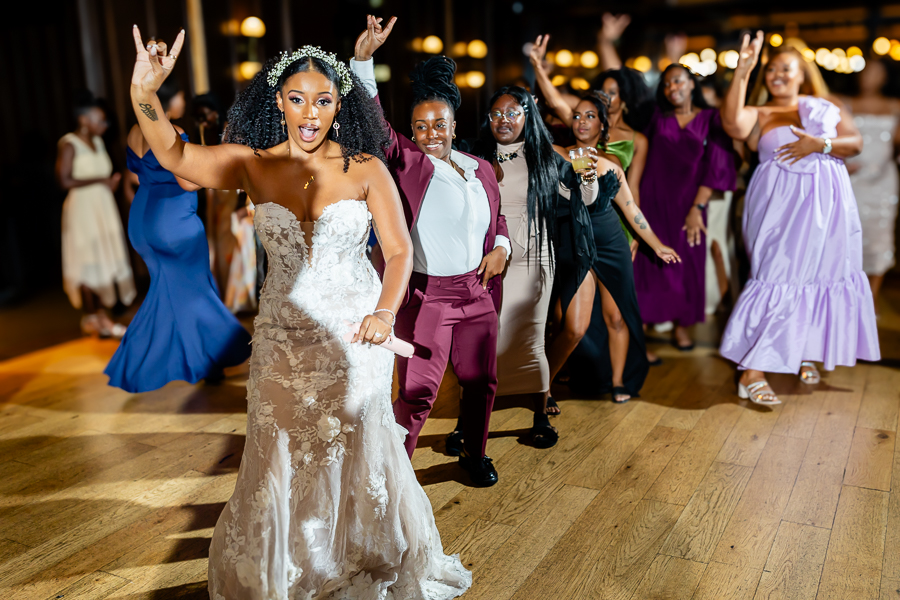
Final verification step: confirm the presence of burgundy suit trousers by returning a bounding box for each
[393,270,498,458]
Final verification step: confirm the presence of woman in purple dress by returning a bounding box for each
[632,64,737,352]
[719,33,880,404]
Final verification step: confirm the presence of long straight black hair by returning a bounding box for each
[473,86,558,266]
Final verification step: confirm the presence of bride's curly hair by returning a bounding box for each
[224,53,388,171]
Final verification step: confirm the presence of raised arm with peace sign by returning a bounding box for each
[720,30,764,141]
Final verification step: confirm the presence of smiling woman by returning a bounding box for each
[127,24,474,600]
[719,33,879,405]
[349,14,510,489]
[223,47,387,172]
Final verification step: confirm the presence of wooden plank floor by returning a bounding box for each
[0,288,898,600]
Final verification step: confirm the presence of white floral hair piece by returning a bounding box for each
[266,46,354,95]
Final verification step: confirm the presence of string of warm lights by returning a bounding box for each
[542,31,868,81]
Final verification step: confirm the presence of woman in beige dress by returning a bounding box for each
[454,86,599,449]
[56,94,135,337]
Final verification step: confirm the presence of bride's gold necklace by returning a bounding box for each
[304,175,315,190]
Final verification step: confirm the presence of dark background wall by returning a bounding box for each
[2,0,899,306]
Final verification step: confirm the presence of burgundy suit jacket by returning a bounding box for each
[376,96,507,308]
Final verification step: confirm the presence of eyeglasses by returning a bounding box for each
[488,109,525,122]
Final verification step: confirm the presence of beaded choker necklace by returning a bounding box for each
[495,150,519,163]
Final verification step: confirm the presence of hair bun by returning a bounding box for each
[73,89,97,109]
[410,56,461,113]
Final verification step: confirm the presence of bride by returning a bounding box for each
[129,26,471,600]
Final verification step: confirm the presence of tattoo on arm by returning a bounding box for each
[139,103,158,122]
[626,200,633,207]
[634,213,648,230]
[372,220,383,246]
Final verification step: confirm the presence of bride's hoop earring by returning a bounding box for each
[333,121,340,139]
[281,112,286,136]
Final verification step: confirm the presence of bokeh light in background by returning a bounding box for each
[373,64,391,82]
[718,50,739,69]
[891,42,900,62]
[238,61,262,80]
[874,37,891,56]
[465,71,486,88]
[422,35,443,54]
[633,56,652,73]
[580,51,599,69]
[570,77,590,90]
[770,33,784,47]
[467,40,488,59]
[239,16,265,38]
[555,50,574,67]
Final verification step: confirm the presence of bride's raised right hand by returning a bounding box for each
[131,25,184,93]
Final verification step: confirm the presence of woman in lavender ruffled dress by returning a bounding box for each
[719,33,880,405]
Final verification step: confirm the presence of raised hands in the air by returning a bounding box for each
[354,14,397,61]
[131,26,185,94]
[528,34,550,71]
[599,13,631,43]
[735,30,764,77]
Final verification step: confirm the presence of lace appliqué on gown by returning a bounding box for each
[209,200,471,600]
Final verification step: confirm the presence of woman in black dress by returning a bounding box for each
[552,93,679,403]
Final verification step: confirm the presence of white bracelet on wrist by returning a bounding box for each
[373,308,396,327]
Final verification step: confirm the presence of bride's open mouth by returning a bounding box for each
[299,125,319,143]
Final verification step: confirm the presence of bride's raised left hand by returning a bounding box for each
[353,312,394,345]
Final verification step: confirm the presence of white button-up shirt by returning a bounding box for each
[414,151,505,275]
[349,58,511,276]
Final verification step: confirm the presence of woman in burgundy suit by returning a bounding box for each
[352,16,509,487]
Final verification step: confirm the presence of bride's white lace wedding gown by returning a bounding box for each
[208,200,471,600]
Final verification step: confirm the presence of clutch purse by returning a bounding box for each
[342,321,414,358]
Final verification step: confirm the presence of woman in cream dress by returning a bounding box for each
[56,94,135,336]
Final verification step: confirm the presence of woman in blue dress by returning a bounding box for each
[106,74,251,393]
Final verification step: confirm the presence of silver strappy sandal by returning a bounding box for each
[799,362,820,385]
[738,380,781,406]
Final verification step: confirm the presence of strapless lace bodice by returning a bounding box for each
[209,198,471,600]
[254,199,380,325]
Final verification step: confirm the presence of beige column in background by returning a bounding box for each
[186,0,210,95]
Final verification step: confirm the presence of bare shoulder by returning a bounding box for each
[597,155,623,177]
[339,151,383,173]
[825,94,848,111]
[127,124,144,148]
[553,144,570,159]
[634,131,648,147]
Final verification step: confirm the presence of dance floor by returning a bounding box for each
[1,290,899,599]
